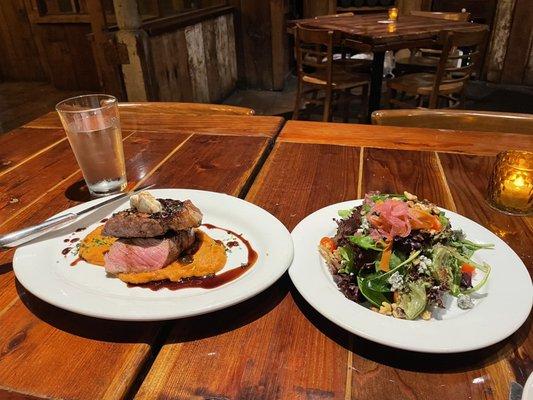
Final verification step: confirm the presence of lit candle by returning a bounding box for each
[488,151,533,215]
[388,7,398,21]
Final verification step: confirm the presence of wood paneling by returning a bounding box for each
[485,0,533,84]
[148,12,237,102]
[0,0,46,81]
[35,23,100,90]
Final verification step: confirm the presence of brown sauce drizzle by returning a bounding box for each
[70,257,82,266]
[70,237,80,243]
[75,227,86,232]
[100,218,108,223]
[130,223,258,291]
[61,247,72,255]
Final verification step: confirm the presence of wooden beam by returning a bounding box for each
[112,0,152,101]
[86,0,126,98]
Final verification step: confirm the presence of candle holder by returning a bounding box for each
[388,7,398,22]
[487,150,533,216]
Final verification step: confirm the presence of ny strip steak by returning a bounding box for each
[103,199,202,238]
[104,229,196,274]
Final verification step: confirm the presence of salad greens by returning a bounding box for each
[318,191,492,320]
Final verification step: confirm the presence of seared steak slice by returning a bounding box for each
[104,229,195,274]
[103,199,202,238]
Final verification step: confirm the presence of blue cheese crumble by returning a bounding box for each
[457,294,474,310]
[388,271,404,291]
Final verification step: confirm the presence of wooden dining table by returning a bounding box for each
[288,13,487,118]
[0,106,532,400]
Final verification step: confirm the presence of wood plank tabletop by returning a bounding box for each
[289,13,485,48]
[1,111,531,400]
[24,106,284,138]
[135,121,532,400]
[0,110,283,400]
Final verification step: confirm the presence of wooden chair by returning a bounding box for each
[310,13,372,72]
[371,109,533,135]
[395,11,471,74]
[117,102,255,116]
[387,27,488,109]
[293,25,371,122]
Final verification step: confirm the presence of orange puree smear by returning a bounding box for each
[79,225,227,285]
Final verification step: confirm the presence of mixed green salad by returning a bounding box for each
[319,192,492,320]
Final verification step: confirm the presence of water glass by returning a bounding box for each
[56,94,127,197]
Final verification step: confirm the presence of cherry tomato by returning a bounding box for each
[461,263,475,275]
[320,237,337,251]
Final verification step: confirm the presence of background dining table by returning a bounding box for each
[0,105,531,400]
[288,13,488,118]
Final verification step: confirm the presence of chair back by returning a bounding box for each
[294,24,338,87]
[427,27,488,108]
[118,102,255,116]
[410,10,471,22]
[371,109,533,135]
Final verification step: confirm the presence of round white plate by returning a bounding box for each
[523,372,533,400]
[289,200,532,353]
[14,189,293,321]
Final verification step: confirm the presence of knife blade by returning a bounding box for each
[0,184,155,250]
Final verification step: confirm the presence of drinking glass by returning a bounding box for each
[56,94,127,197]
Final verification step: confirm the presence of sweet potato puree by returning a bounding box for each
[79,226,227,284]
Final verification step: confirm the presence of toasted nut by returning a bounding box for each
[393,291,401,303]
[371,307,379,313]
[421,310,431,320]
[404,191,418,201]
[379,302,392,316]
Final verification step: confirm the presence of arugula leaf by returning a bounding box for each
[349,235,382,251]
[370,193,406,202]
[438,213,450,228]
[338,209,354,219]
[337,246,355,274]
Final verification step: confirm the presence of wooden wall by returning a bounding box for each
[485,0,533,85]
[148,12,238,102]
[34,24,100,90]
[228,0,290,91]
[0,0,46,81]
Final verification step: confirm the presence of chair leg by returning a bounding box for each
[360,84,369,122]
[292,81,302,120]
[323,87,333,122]
[343,88,351,123]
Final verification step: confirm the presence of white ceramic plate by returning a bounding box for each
[14,189,293,321]
[289,200,532,353]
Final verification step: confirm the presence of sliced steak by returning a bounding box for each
[104,229,196,274]
[103,199,202,238]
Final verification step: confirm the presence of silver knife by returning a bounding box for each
[0,184,155,250]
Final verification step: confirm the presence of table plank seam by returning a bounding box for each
[0,137,67,178]
[345,335,354,400]
[131,134,194,190]
[357,147,364,198]
[434,152,458,212]
[121,322,174,400]
[237,137,277,199]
